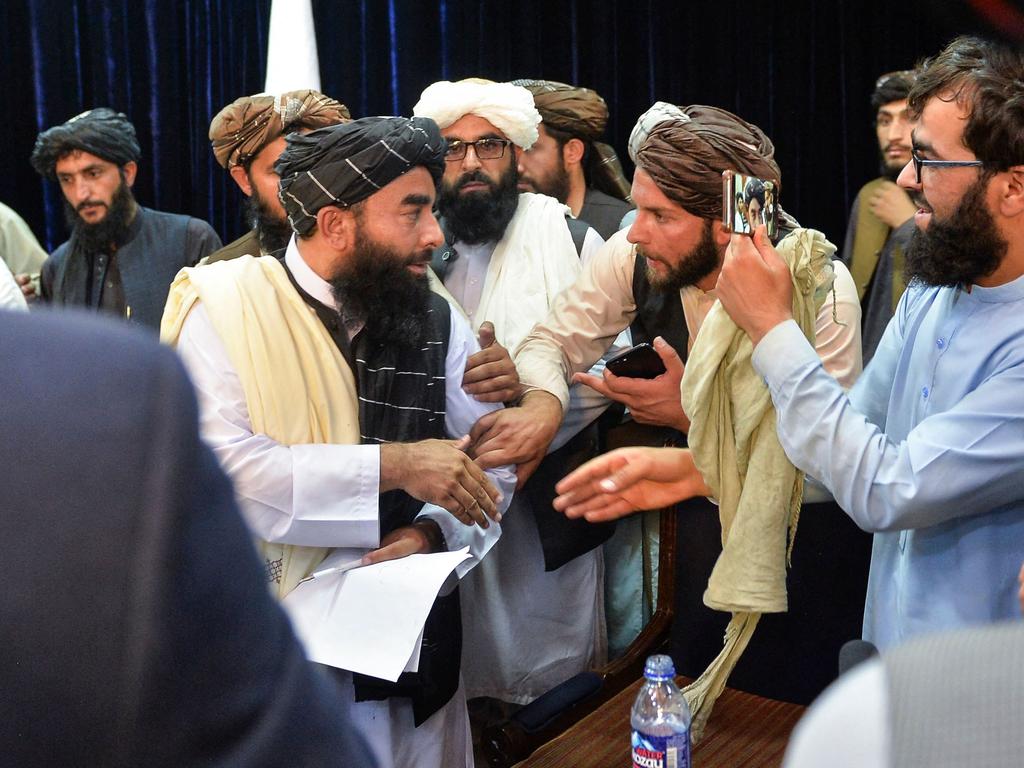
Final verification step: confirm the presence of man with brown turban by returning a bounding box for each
[207,89,350,261]
[30,108,222,330]
[473,103,865,703]
[513,78,633,239]
[163,116,515,768]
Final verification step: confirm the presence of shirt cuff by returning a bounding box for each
[751,319,821,393]
[415,504,501,579]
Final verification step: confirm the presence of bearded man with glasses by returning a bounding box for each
[414,79,616,713]
[671,35,1024,650]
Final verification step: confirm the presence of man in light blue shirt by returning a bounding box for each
[714,36,1024,649]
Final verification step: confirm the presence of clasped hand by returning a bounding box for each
[380,436,502,528]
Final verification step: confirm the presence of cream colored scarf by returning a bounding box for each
[161,255,361,599]
[679,229,836,740]
[473,192,582,349]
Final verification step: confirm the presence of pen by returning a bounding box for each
[298,558,368,584]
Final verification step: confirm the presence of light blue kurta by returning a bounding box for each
[751,275,1024,649]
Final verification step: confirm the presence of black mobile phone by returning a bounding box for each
[722,169,778,239]
[605,343,667,380]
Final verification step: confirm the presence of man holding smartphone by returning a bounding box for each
[473,102,866,702]
[714,35,1024,650]
[477,103,861,466]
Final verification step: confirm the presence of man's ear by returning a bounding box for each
[997,166,1024,218]
[122,161,138,187]
[316,205,356,250]
[711,218,732,247]
[229,165,254,196]
[562,137,586,168]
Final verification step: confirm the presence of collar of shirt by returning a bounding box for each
[284,236,365,338]
[285,237,337,310]
[966,270,1024,304]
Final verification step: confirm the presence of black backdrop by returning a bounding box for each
[2,0,1020,254]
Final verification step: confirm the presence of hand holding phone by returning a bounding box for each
[604,343,668,380]
[723,170,778,239]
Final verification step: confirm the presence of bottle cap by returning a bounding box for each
[643,654,676,680]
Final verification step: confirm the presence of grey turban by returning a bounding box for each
[31,108,141,180]
[276,116,446,236]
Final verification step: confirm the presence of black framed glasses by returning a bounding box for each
[911,151,984,184]
[445,138,512,162]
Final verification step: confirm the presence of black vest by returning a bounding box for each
[629,252,691,361]
[282,261,459,725]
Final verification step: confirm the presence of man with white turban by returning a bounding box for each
[162,116,516,768]
[413,78,614,711]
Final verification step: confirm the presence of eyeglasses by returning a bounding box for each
[445,138,512,162]
[911,150,984,184]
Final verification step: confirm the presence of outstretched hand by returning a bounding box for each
[715,226,793,346]
[553,446,710,522]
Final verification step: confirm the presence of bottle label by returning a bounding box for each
[631,729,690,768]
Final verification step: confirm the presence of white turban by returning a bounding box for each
[627,101,690,163]
[413,79,540,150]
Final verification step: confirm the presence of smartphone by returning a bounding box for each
[605,343,667,379]
[722,170,778,239]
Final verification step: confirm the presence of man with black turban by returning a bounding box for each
[162,116,515,768]
[30,108,221,330]
[513,78,634,239]
[207,89,350,262]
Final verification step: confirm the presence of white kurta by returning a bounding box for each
[443,226,612,704]
[175,240,517,768]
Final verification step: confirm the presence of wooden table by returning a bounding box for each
[515,678,805,767]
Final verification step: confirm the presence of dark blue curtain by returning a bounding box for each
[2,0,1014,255]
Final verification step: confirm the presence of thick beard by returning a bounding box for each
[642,219,721,292]
[328,229,432,348]
[438,156,519,244]
[243,186,293,255]
[904,175,1007,288]
[528,160,571,204]
[63,177,136,253]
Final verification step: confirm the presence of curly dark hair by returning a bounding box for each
[908,36,1024,171]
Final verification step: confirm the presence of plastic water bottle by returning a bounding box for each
[630,654,691,768]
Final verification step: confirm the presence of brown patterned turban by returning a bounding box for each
[275,116,446,236]
[634,104,781,221]
[512,78,632,201]
[209,90,351,169]
[31,108,141,180]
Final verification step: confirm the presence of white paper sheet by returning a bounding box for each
[282,546,471,682]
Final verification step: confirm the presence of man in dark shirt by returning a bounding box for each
[840,70,918,364]
[207,89,350,262]
[513,79,634,239]
[30,108,221,330]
